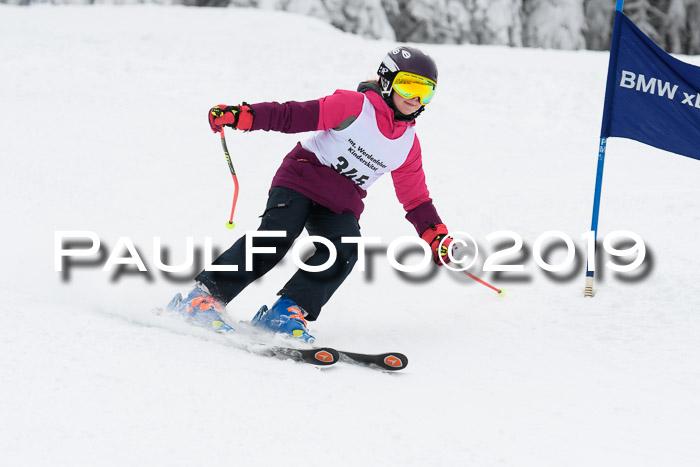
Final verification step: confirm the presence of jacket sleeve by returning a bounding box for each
[248,90,365,134]
[391,136,444,235]
[249,99,320,133]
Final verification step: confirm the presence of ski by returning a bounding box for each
[337,351,408,371]
[235,344,408,370]
[151,306,406,370]
[234,322,408,371]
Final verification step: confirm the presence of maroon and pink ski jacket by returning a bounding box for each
[248,84,443,236]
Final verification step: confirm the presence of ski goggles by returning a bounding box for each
[392,71,437,105]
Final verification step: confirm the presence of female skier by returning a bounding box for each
[167,46,453,343]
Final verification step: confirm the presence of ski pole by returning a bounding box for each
[462,270,506,297]
[449,240,506,296]
[219,128,239,230]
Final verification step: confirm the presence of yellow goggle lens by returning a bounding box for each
[392,72,437,105]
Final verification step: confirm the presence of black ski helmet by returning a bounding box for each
[377,46,438,120]
[377,46,438,101]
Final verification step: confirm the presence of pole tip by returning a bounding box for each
[226,221,235,230]
[497,288,506,297]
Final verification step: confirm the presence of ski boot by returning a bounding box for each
[166,283,234,333]
[251,296,315,343]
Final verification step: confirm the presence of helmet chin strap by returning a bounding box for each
[384,90,425,121]
[400,105,425,121]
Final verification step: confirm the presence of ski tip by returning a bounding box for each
[339,351,409,371]
[381,353,408,370]
[310,348,340,366]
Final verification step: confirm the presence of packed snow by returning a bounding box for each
[1,4,699,467]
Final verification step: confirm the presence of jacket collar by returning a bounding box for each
[357,81,416,138]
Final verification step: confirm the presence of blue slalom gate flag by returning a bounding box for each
[601,10,700,161]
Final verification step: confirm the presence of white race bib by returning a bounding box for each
[302,96,415,189]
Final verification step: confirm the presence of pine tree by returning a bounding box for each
[664,0,686,53]
[467,0,523,46]
[522,0,587,49]
[687,0,700,54]
[381,0,465,43]
[625,0,665,45]
[584,0,615,50]
[323,0,395,40]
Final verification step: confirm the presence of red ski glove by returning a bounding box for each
[208,103,255,133]
[421,223,454,266]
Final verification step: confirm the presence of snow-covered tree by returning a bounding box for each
[522,0,587,49]
[381,0,465,43]
[664,0,687,53]
[382,0,522,46]
[228,0,394,40]
[467,0,523,46]
[687,0,700,54]
[584,0,615,50]
[323,0,395,40]
[624,0,665,44]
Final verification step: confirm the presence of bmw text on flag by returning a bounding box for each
[619,71,700,110]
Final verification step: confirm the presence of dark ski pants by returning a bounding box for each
[196,187,360,320]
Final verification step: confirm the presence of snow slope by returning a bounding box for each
[1,4,700,466]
